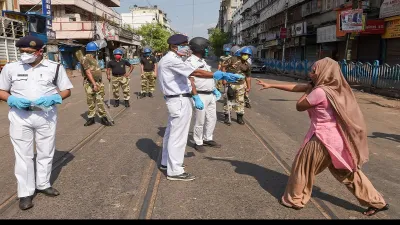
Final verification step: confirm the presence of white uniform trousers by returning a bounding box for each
[162,96,193,176]
[8,108,57,198]
[193,93,217,146]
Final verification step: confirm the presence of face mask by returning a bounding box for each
[225,52,230,56]
[241,55,249,61]
[177,45,191,56]
[144,53,151,57]
[115,55,122,60]
[21,52,38,64]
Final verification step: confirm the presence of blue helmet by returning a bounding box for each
[113,49,123,55]
[86,42,98,52]
[241,47,253,56]
[234,49,241,57]
[144,48,152,53]
[223,47,231,52]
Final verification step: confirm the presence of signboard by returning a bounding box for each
[280,27,287,39]
[382,18,400,39]
[380,0,400,19]
[317,25,338,43]
[42,0,53,39]
[263,40,279,48]
[360,20,385,34]
[340,9,364,32]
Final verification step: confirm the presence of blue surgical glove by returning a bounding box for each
[7,95,31,109]
[213,71,245,83]
[34,94,62,108]
[192,95,204,110]
[213,89,222,101]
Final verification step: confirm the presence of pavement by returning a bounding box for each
[0,62,399,219]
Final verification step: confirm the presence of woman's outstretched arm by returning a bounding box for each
[256,78,311,92]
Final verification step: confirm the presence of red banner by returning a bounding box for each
[361,20,385,34]
[280,27,287,39]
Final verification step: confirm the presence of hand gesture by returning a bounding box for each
[93,84,99,92]
[256,79,272,91]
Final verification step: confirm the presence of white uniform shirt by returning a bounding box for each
[186,55,214,92]
[157,51,198,96]
[0,59,73,101]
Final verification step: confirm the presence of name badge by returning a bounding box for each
[17,74,28,77]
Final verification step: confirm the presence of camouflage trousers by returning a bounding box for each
[112,76,131,100]
[216,80,224,91]
[245,92,251,106]
[141,72,156,93]
[223,82,246,115]
[84,80,106,118]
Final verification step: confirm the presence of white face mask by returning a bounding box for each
[20,52,38,64]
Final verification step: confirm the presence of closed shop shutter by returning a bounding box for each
[386,38,400,65]
[306,45,318,62]
[357,35,381,63]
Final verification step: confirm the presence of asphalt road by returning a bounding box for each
[0,60,398,219]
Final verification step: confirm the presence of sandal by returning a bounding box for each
[363,204,389,216]
[278,199,303,210]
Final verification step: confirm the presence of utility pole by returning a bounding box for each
[282,1,288,63]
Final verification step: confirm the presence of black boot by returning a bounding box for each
[19,196,34,210]
[224,113,231,125]
[245,102,251,109]
[84,117,95,127]
[101,117,113,126]
[237,114,245,125]
[148,92,153,98]
[140,92,147,99]
[114,100,119,108]
[124,100,130,108]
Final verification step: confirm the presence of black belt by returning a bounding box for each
[84,78,102,83]
[197,91,213,95]
[165,93,192,98]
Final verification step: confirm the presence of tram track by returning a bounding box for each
[0,107,128,215]
[244,117,340,219]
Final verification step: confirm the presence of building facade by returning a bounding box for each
[217,0,243,43]
[121,5,173,33]
[0,0,20,12]
[19,0,141,70]
[226,0,397,64]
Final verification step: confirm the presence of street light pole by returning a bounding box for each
[282,1,288,63]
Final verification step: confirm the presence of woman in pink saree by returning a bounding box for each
[256,57,389,216]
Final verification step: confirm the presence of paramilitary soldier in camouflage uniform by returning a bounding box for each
[216,47,232,90]
[77,42,112,127]
[221,46,252,125]
[140,48,158,98]
[106,49,134,108]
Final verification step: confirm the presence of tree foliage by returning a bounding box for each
[137,23,170,53]
[209,28,229,57]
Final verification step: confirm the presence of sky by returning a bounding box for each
[116,0,220,38]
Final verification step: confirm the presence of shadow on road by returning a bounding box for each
[204,157,365,213]
[269,99,298,102]
[136,138,161,163]
[368,132,400,143]
[50,150,75,185]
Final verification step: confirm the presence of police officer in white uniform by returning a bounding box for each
[186,37,222,153]
[158,34,244,181]
[0,35,73,210]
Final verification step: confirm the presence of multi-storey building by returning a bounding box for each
[0,0,20,12]
[19,0,141,69]
[217,0,243,43]
[228,0,399,64]
[121,5,174,34]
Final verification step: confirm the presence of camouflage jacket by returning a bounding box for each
[222,56,251,77]
[219,55,231,65]
[79,54,103,82]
